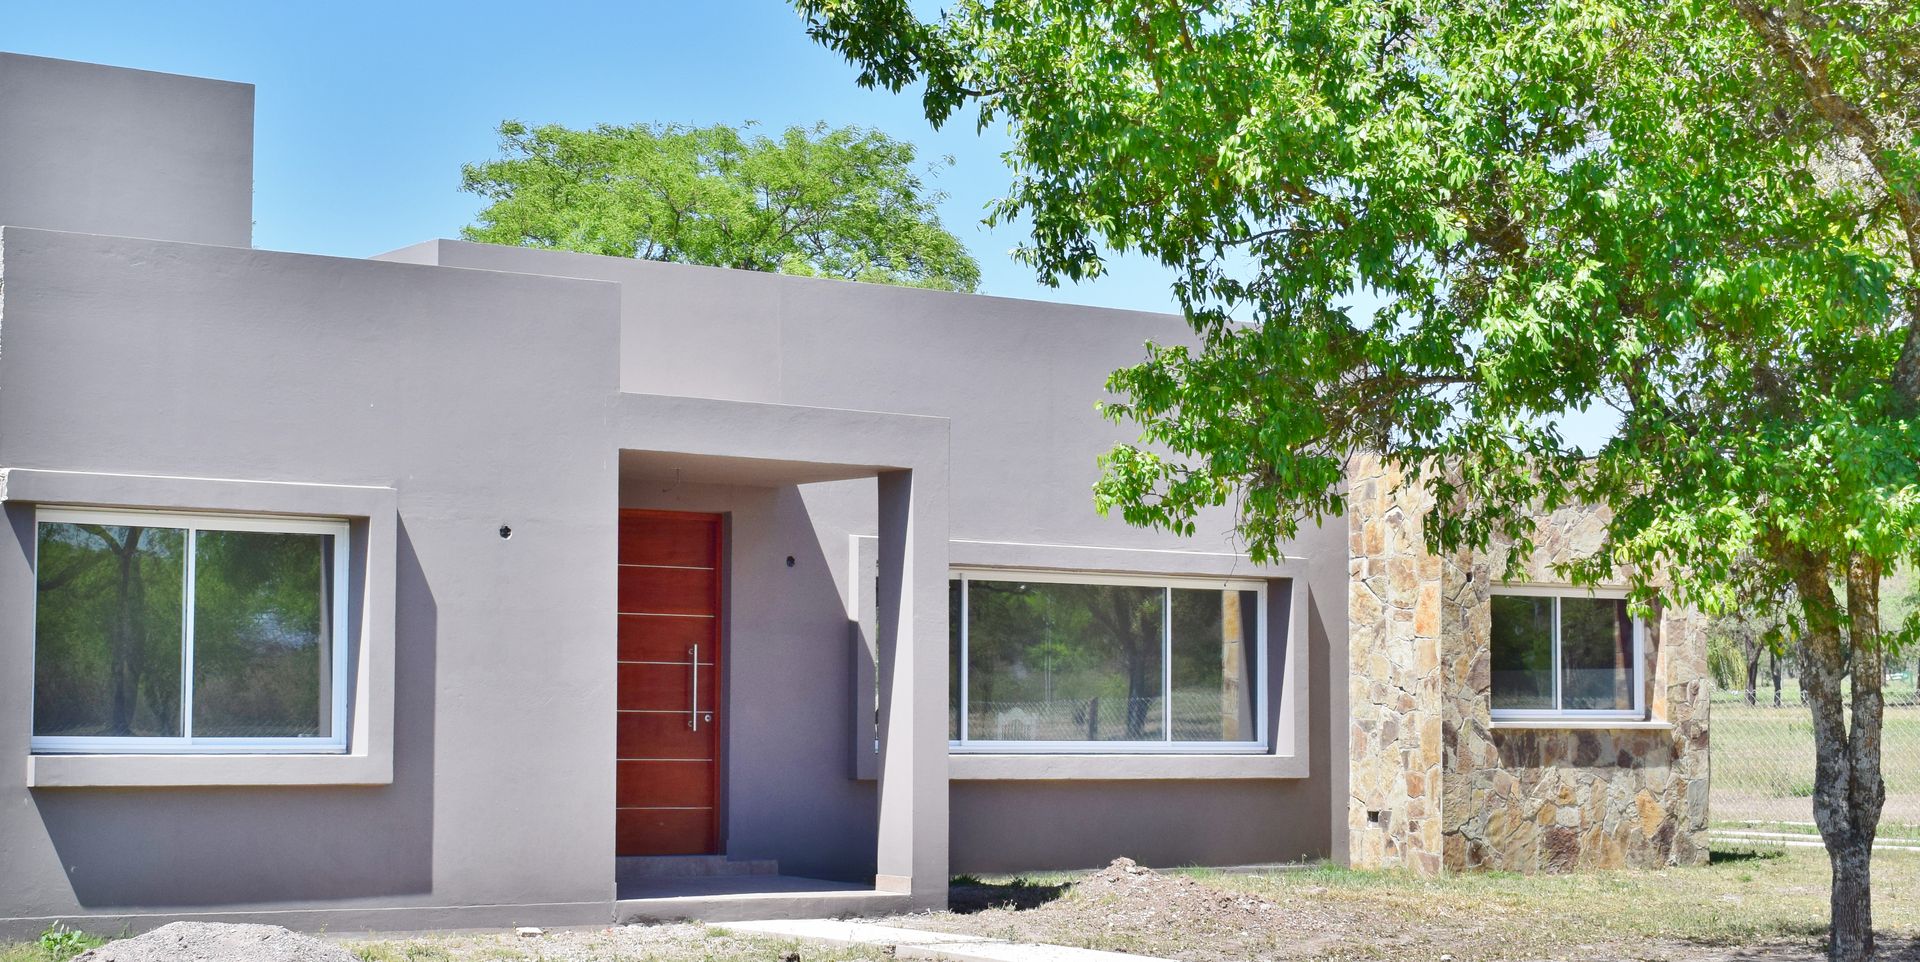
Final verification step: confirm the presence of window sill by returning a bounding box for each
[948,751,1307,780]
[27,750,392,788]
[1489,718,1672,731]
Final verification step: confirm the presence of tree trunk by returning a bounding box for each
[1745,645,1763,706]
[108,527,146,736]
[1772,650,1784,708]
[1787,552,1886,962]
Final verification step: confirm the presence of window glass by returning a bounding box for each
[1490,594,1555,711]
[1170,588,1259,741]
[192,530,335,738]
[950,573,1265,748]
[1560,596,1634,711]
[31,510,347,752]
[965,580,1165,742]
[948,578,962,741]
[33,522,186,737]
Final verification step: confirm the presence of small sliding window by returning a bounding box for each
[30,507,351,754]
[1490,587,1646,721]
[949,569,1267,753]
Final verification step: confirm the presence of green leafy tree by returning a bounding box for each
[798,0,1920,957]
[461,120,980,291]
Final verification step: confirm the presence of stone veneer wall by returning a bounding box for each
[1347,456,1711,875]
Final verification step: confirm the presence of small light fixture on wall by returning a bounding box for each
[499,525,513,540]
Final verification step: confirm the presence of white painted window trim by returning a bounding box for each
[1488,583,1648,723]
[30,505,352,756]
[948,566,1269,754]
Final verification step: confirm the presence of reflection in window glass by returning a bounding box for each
[1490,595,1555,711]
[31,510,347,751]
[1170,588,1259,741]
[950,574,1265,747]
[966,581,1164,742]
[948,578,962,741]
[33,523,186,737]
[1560,597,1634,711]
[192,530,334,738]
[1490,592,1643,716]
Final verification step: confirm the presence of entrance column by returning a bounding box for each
[874,467,949,907]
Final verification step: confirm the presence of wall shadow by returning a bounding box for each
[947,876,1072,914]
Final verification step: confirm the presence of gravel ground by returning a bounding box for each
[75,923,359,962]
[346,922,891,962]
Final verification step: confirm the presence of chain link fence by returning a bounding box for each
[1711,683,1920,848]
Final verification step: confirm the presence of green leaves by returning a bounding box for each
[460,120,981,292]
[797,0,1920,626]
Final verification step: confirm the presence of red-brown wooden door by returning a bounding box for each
[617,509,722,855]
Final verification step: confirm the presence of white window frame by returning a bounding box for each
[1488,584,1647,722]
[30,506,352,755]
[948,567,1269,754]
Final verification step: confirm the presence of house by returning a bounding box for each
[0,53,1710,936]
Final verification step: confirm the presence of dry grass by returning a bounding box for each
[11,848,1920,962]
[900,847,1920,962]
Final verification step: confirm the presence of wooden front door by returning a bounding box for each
[617,509,722,855]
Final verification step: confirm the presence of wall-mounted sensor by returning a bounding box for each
[786,555,796,568]
[499,525,513,540]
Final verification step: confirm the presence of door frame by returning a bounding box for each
[618,507,726,855]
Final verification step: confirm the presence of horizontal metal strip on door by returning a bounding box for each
[618,663,717,711]
[619,517,718,567]
[620,615,717,662]
[619,760,715,807]
[619,566,717,616]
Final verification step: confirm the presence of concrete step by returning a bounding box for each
[617,855,780,881]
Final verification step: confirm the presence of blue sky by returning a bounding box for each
[9,1,1621,447]
[5,0,1182,313]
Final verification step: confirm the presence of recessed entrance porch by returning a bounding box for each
[609,392,950,920]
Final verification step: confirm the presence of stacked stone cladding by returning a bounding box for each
[1347,455,1711,874]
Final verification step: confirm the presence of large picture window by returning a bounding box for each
[31,507,350,754]
[949,570,1266,752]
[1490,588,1645,720]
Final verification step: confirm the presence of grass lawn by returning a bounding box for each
[7,848,1917,962]
[1712,701,1920,834]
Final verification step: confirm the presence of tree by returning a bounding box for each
[1710,576,1796,705]
[1713,610,1777,707]
[796,1,1920,957]
[462,120,980,291]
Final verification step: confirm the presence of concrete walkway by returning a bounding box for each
[714,918,1178,961]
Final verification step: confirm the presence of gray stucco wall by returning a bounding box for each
[0,227,624,928]
[0,54,253,248]
[398,241,1352,874]
[0,53,1348,930]
[0,233,1347,931]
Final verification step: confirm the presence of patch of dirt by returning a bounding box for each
[913,858,1372,961]
[77,922,359,962]
[899,858,1920,962]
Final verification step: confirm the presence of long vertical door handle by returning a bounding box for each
[689,645,700,731]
